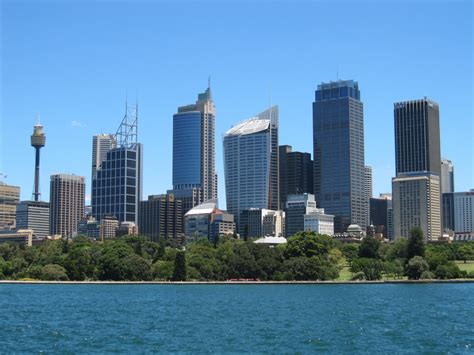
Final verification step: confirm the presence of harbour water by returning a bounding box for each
[1,284,473,353]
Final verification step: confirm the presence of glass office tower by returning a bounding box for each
[223,106,279,230]
[92,103,142,225]
[313,80,366,233]
[171,84,217,214]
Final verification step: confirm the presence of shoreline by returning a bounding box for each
[1,279,474,285]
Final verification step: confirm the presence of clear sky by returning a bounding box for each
[1,0,472,208]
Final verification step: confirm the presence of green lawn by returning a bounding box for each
[338,266,353,281]
[455,261,474,273]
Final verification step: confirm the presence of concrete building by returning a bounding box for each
[279,145,313,210]
[30,123,46,202]
[0,229,34,247]
[0,183,20,230]
[100,216,119,239]
[138,193,183,242]
[313,80,367,233]
[285,193,317,237]
[184,201,235,242]
[441,158,454,194]
[92,103,143,225]
[92,134,116,180]
[50,174,85,238]
[392,98,442,241]
[392,173,441,241]
[444,190,474,235]
[239,208,285,239]
[16,200,50,238]
[171,83,217,214]
[365,166,373,226]
[223,106,279,231]
[303,210,334,236]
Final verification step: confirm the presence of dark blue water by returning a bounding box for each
[1,284,473,353]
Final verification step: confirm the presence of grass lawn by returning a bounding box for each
[338,266,353,281]
[455,261,474,273]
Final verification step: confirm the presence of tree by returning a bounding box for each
[407,227,425,259]
[284,232,334,259]
[97,242,134,280]
[282,256,339,281]
[152,260,174,280]
[122,254,152,281]
[172,251,187,281]
[385,238,408,261]
[340,244,359,266]
[351,258,383,280]
[434,262,462,279]
[383,259,404,279]
[406,256,429,280]
[358,236,380,259]
[457,244,474,264]
[41,264,69,281]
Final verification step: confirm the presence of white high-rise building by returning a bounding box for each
[441,158,455,194]
[223,106,279,232]
[92,134,116,180]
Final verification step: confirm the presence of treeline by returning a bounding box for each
[0,229,473,281]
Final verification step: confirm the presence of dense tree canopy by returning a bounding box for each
[0,233,472,281]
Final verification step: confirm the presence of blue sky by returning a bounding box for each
[1,0,472,208]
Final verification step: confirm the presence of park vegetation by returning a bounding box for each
[0,229,473,281]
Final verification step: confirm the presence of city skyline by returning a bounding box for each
[1,1,472,208]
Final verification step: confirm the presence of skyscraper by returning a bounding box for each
[365,166,373,226]
[279,145,314,210]
[441,158,454,194]
[369,195,392,239]
[92,103,143,225]
[392,98,442,240]
[92,134,116,180]
[313,80,366,233]
[171,83,217,213]
[223,106,279,230]
[0,183,20,230]
[50,174,85,238]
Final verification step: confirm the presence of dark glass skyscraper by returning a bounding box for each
[171,83,217,213]
[394,98,441,176]
[313,80,366,233]
[279,145,313,210]
[392,98,442,240]
[92,103,143,225]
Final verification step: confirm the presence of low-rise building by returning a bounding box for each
[239,208,285,239]
[184,201,235,242]
[304,209,334,236]
[16,200,50,238]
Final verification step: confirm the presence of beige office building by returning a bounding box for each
[392,173,441,241]
[50,174,85,238]
[0,183,20,230]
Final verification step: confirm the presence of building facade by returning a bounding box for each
[0,183,20,230]
[285,193,317,237]
[303,211,334,236]
[16,200,50,238]
[239,208,285,239]
[441,158,454,194]
[369,195,392,239]
[49,174,85,238]
[138,193,183,242]
[392,173,441,241]
[184,201,235,242]
[279,145,313,210]
[92,134,116,180]
[92,103,143,225]
[223,106,279,230]
[313,80,367,233]
[171,84,217,213]
[392,98,442,240]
